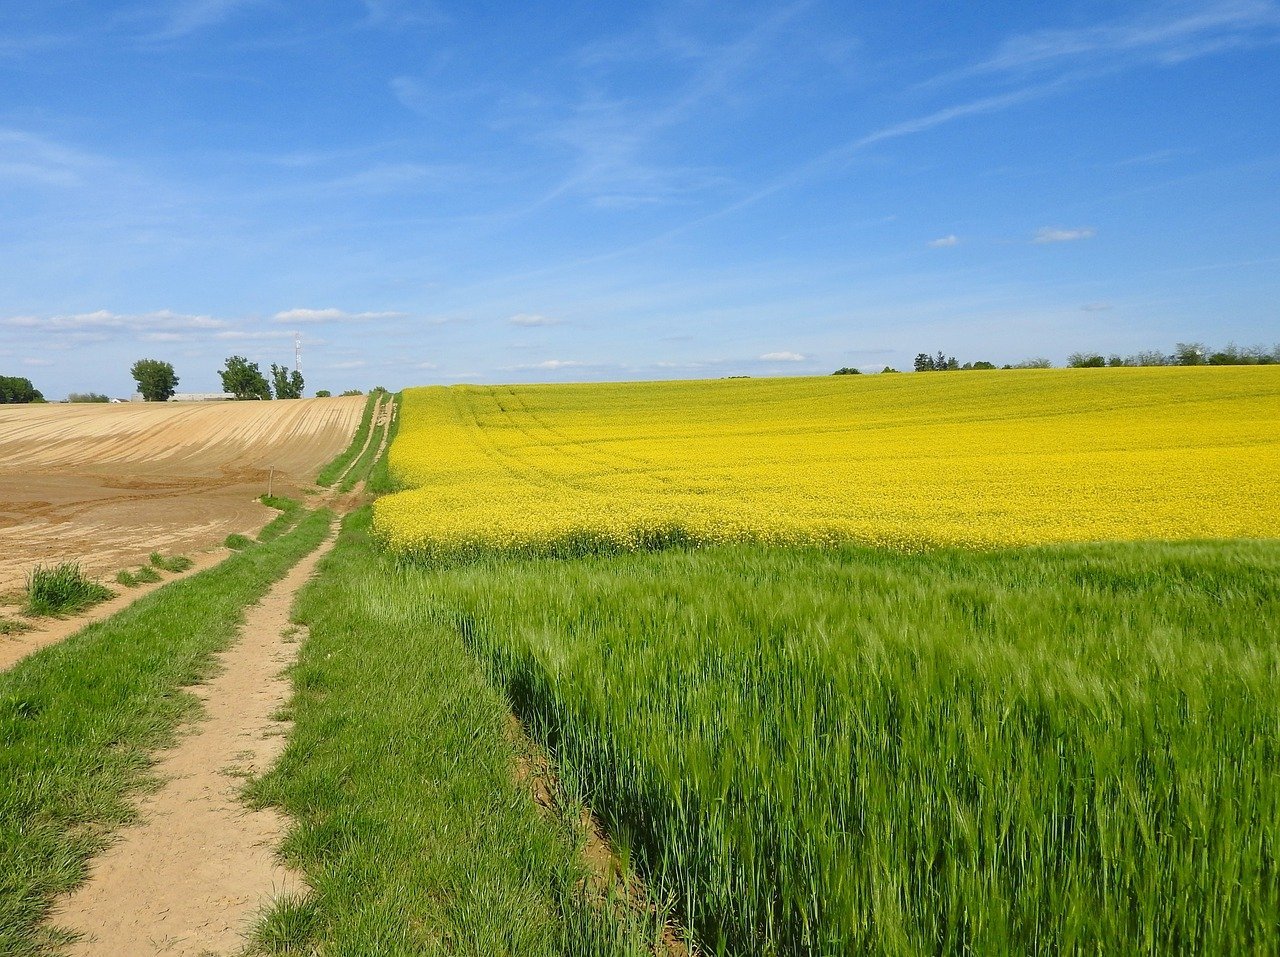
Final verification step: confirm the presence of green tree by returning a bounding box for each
[0,375,45,403]
[315,389,332,398]
[130,358,179,402]
[831,367,862,375]
[1067,352,1107,368]
[219,355,271,400]
[68,392,110,403]
[270,363,305,399]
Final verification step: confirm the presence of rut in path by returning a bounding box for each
[51,521,337,956]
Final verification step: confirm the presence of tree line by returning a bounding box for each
[832,341,1280,375]
[129,355,309,401]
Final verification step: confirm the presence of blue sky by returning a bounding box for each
[1,0,1277,397]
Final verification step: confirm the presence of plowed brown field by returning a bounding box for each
[0,397,363,590]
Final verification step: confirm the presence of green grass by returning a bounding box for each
[0,617,32,637]
[337,395,396,493]
[363,395,403,496]
[131,565,162,584]
[0,508,332,956]
[22,563,114,617]
[388,538,1280,956]
[149,552,194,574]
[258,495,304,543]
[225,533,253,550]
[315,392,379,487]
[115,569,138,587]
[247,508,666,956]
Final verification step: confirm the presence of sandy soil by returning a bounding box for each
[51,520,338,956]
[0,397,363,592]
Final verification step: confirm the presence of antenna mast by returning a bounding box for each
[294,332,302,374]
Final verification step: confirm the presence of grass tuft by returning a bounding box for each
[251,895,322,955]
[115,570,138,588]
[0,617,33,637]
[149,552,194,573]
[225,533,253,550]
[23,563,113,617]
[132,565,162,584]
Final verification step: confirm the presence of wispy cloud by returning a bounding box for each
[1081,301,1113,311]
[324,162,464,194]
[760,351,806,361]
[0,129,101,188]
[22,357,55,367]
[3,309,226,331]
[508,313,561,327]
[941,1,1280,82]
[273,308,404,323]
[518,359,584,370]
[147,0,263,40]
[928,234,960,248]
[1033,226,1096,244]
[362,0,447,29]
[530,2,811,209]
[215,329,298,341]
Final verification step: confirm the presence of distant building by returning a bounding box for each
[131,392,236,402]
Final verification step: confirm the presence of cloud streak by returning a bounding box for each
[273,308,405,323]
[1033,226,1096,244]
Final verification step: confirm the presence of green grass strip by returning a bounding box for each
[0,508,332,956]
[363,393,402,496]
[248,508,662,956]
[258,495,304,543]
[338,395,396,494]
[315,392,378,487]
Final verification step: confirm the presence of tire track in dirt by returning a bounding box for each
[50,521,338,956]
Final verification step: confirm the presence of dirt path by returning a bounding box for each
[50,521,337,956]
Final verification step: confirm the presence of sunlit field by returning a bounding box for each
[350,368,1280,953]
[375,367,1280,556]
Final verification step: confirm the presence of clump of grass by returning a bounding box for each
[115,570,138,588]
[23,563,113,617]
[251,895,321,955]
[0,617,32,637]
[149,552,194,573]
[225,533,253,550]
[132,565,162,584]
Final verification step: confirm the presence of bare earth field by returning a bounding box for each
[0,396,363,591]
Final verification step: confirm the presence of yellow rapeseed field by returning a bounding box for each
[375,367,1280,553]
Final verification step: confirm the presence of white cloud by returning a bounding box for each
[519,359,583,370]
[3,309,226,332]
[215,330,298,341]
[273,308,403,323]
[928,234,960,248]
[760,351,806,362]
[509,313,561,327]
[1033,226,1096,244]
[22,357,54,367]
